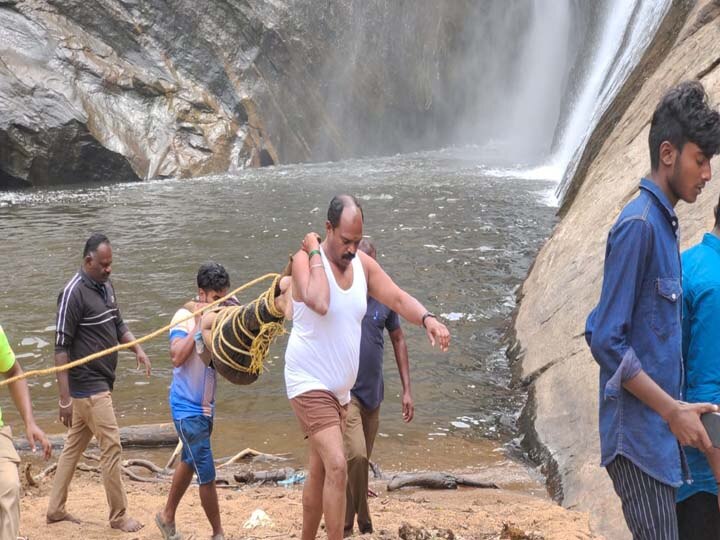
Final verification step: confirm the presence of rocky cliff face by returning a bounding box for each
[513,1,720,538]
[0,0,486,188]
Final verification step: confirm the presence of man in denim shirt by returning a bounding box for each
[586,81,720,539]
[676,196,720,539]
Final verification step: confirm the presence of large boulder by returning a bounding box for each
[513,1,720,538]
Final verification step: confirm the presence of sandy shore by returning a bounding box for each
[17,466,598,540]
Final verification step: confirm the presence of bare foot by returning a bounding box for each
[111,516,144,533]
[46,512,81,524]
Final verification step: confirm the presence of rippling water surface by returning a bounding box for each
[0,149,556,471]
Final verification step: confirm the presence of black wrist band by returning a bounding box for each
[421,311,436,328]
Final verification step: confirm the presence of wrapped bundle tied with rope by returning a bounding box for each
[195,260,292,385]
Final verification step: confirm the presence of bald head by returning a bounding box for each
[327,195,363,229]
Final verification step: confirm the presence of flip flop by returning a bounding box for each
[155,512,183,540]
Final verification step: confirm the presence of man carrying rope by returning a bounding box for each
[0,324,51,540]
[47,233,151,533]
[285,195,450,540]
[156,262,232,540]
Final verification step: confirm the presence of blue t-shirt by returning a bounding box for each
[168,308,216,420]
[350,297,400,410]
[677,233,720,502]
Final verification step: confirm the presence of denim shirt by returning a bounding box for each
[677,233,720,501]
[586,178,684,487]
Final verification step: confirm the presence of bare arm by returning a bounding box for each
[55,350,74,428]
[363,251,450,351]
[624,371,717,451]
[169,327,199,368]
[120,331,151,375]
[389,326,414,422]
[291,233,330,315]
[364,252,424,325]
[5,362,52,458]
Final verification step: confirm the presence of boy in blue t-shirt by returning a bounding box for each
[156,263,231,540]
[676,195,720,539]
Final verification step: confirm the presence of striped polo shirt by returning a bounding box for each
[55,269,129,398]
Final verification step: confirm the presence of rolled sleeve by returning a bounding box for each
[588,217,653,399]
[604,347,642,400]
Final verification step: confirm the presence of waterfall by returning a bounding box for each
[460,0,671,203]
[552,0,672,201]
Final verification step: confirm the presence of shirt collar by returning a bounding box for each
[702,232,720,255]
[80,268,107,296]
[639,178,679,232]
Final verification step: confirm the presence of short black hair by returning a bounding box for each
[197,262,230,292]
[358,238,375,256]
[649,80,720,171]
[83,233,110,257]
[715,193,720,229]
[327,195,363,228]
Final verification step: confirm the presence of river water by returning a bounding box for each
[0,149,556,476]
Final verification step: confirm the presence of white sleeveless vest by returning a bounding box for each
[285,246,368,405]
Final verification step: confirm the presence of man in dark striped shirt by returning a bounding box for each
[47,233,150,533]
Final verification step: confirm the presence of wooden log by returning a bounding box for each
[217,448,289,468]
[387,472,500,492]
[388,472,457,491]
[233,468,295,484]
[13,422,178,452]
[23,462,57,487]
[456,476,499,489]
[122,458,170,475]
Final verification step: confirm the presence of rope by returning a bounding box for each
[0,273,280,388]
[209,274,286,375]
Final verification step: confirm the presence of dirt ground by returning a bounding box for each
[17,468,598,540]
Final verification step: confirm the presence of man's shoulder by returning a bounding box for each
[57,272,86,303]
[682,242,706,263]
[170,307,193,327]
[616,191,653,223]
[682,241,720,290]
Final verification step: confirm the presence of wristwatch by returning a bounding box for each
[421,311,437,328]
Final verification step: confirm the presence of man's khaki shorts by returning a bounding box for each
[290,390,348,437]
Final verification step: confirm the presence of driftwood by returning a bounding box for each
[23,462,57,487]
[217,448,290,468]
[165,440,183,469]
[24,455,173,486]
[387,472,499,492]
[233,468,295,484]
[14,422,178,452]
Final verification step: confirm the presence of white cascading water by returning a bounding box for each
[470,0,671,204]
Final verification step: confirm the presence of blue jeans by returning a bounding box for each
[173,415,215,484]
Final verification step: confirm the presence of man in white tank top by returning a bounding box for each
[285,195,450,540]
